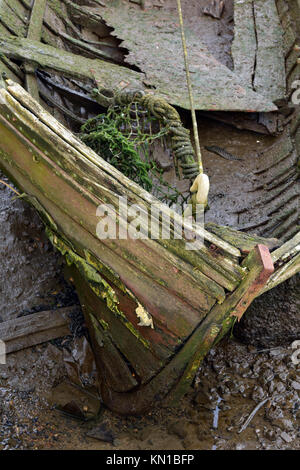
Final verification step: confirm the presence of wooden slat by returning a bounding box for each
[89,313,139,393]
[0,0,27,37]
[71,266,164,385]
[25,0,47,101]
[205,223,280,253]
[166,244,274,404]
[261,252,300,294]
[95,0,276,112]
[271,231,300,263]
[253,0,286,102]
[0,306,73,354]
[232,0,256,90]
[99,246,274,414]
[5,81,242,260]
[0,33,277,112]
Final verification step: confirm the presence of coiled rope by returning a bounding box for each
[92,88,199,179]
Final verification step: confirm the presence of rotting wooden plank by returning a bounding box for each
[0,60,22,84]
[71,266,164,384]
[94,0,276,112]
[0,111,207,340]
[99,245,274,414]
[4,0,29,24]
[205,223,280,253]
[4,81,242,259]
[0,34,277,112]
[270,231,300,262]
[0,0,27,37]
[253,0,286,102]
[261,252,300,294]
[232,0,257,90]
[25,0,47,102]
[165,244,274,404]
[0,306,74,354]
[89,313,139,392]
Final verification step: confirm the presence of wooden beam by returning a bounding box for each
[0,34,277,112]
[0,306,74,354]
[25,0,47,102]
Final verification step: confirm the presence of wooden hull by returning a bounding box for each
[0,0,299,414]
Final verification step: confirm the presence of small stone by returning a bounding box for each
[280,431,293,443]
[276,382,285,393]
[291,381,300,391]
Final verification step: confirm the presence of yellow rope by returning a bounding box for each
[176,0,203,174]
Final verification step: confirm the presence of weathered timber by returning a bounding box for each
[271,231,300,262]
[4,81,243,260]
[253,0,286,102]
[0,306,73,354]
[95,0,277,112]
[0,34,277,113]
[205,223,280,253]
[100,244,274,414]
[261,252,300,293]
[89,313,139,393]
[25,0,47,102]
[232,0,256,90]
[0,100,215,340]
[0,0,27,37]
[69,265,165,384]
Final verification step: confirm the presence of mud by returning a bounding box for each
[0,336,299,450]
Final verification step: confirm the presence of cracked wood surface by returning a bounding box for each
[232,0,286,102]
[94,0,276,112]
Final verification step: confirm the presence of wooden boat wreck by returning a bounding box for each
[0,0,299,415]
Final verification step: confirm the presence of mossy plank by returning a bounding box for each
[96,0,276,112]
[69,265,164,384]
[0,31,276,112]
[25,0,47,102]
[253,0,286,102]
[205,222,280,253]
[100,245,274,413]
[89,313,139,392]
[232,0,256,90]
[0,107,207,340]
[0,1,27,37]
[261,252,300,294]
[5,80,242,258]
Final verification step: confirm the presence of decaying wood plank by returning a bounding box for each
[89,313,139,392]
[100,245,274,414]
[25,0,47,101]
[70,266,164,384]
[253,0,286,102]
[165,244,274,404]
[4,81,243,259]
[95,1,276,112]
[0,306,74,354]
[232,0,257,90]
[0,0,27,37]
[205,223,280,253]
[270,231,300,262]
[261,252,300,294]
[0,34,277,112]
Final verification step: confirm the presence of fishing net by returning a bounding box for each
[80,88,199,209]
